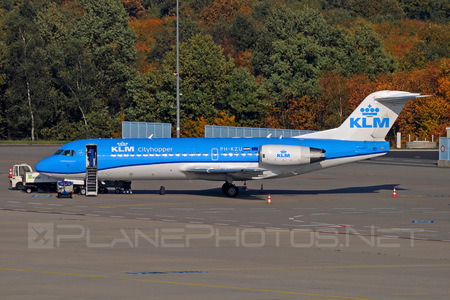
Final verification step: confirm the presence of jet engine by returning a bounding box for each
[259,145,325,166]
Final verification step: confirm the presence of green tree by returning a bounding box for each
[344,23,398,76]
[163,33,234,122]
[399,0,449,23]
[3,0,55,141]
[221,67,268,126]
[77,0,137,113]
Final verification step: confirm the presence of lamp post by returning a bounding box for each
[176,0,180,138]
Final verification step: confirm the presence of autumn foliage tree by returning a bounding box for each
[0,0,449,140]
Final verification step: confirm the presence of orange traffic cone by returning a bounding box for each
[267,193,272,204]
[243,181,248,191]
[392,187,397,197]
[8,167,13,178]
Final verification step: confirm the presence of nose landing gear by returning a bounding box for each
[222,182,239,197]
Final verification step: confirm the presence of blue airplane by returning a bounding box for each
[36,91,428,197]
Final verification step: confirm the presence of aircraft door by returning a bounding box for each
[86,145,98,168]
[211,148,219,161]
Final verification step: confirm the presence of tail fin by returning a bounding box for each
[299,91,430,141]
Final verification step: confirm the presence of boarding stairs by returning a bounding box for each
[85,166,98,196]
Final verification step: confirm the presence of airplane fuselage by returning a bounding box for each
[36,137,389,182]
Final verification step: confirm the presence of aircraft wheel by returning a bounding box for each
[224,184,239,198]
[221,183,230,195]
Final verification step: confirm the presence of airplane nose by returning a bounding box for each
[35,157,51,173]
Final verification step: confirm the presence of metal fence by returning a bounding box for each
[439,137,450,160]
[204,125,315,138]
[122,122,172,139]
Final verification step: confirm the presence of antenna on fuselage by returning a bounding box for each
[267,133,272,138]
[148,134,154,139]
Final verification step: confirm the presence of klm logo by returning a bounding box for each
[277,150,290,158]
[112,141,134,153]
[350,105,389,128]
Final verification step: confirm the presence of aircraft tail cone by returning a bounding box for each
[260,184,264,194]
[8,167,13,178]
[392,187,397,197]
[267,194,272,204]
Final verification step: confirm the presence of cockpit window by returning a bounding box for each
[61,150,75,156]
[54,150,64,155]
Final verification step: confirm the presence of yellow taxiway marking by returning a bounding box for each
[0,267,373,300]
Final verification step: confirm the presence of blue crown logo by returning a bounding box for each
[280,150,287,154]
[117,141,128,147]
[360,104,379,116]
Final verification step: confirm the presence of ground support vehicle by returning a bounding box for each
[22,171,59,193]
[9,163,33,190]
[9,163,130,195]
[57,181,74,198]
[98,180,132,194]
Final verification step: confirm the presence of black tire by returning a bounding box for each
[115,188,121,194]
[225,184,239,198]
[26,188,32,194]
[16,182,23,191]
[222,183,230,195]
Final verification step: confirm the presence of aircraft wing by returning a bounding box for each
[186,167,268,180]
[187,167,266,175]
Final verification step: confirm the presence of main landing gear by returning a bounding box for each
[222,182,239,198]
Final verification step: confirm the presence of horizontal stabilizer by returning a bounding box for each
[375,93,430,102]
[298,91,430,141]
